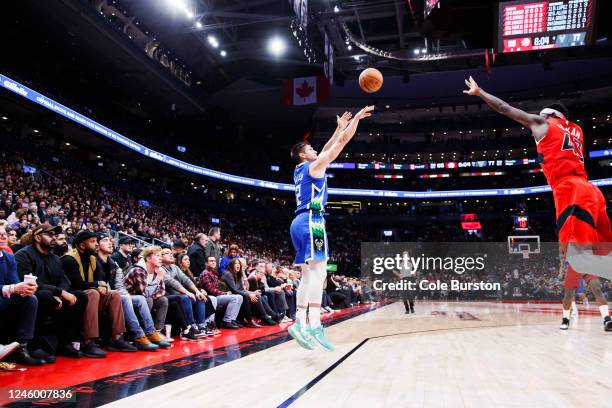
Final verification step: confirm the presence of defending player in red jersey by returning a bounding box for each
[463,76,612,332]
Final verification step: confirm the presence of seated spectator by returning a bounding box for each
[198,256,243,329]
[15,224,86,360]
[7,228,18,253]
[219,244,240,275]
[325,273,350,309]
[160,248,211,338]
[247,267,282,323]
[0,227,40,365]
[0,224,13,254]
[61,230,136,356]
[123,246,170,339]
[111,236,135,271]
[187,233,207,276]
[96,233,169,351]
[222,258,276,327]
[52,231,69,257]
[264,262,290,319]
[176,253,197,283]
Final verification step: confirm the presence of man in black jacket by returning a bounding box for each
[111,236,135,271]
[14,224,86,361]
[187,233,207,276]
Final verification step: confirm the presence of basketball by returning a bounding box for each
[359,68,383,93]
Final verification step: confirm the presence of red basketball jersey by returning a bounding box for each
[536,117,587,188]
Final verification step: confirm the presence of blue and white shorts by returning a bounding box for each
[290,211,328,265]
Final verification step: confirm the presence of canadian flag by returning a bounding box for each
[282,75,330,106]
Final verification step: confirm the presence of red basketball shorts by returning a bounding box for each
[552,177,612,289]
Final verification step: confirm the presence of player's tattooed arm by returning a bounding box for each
[310,105,374,178]
[463,76,548,141]
[321,111,352,154]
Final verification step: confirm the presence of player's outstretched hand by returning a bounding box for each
[354,105,375,120]
[336,111,352,130]
[463,76,481,96]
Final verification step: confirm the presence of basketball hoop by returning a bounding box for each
[520,249,530,259]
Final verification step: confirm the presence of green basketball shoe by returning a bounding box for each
[307,325,335,352]
[288,322,316,350]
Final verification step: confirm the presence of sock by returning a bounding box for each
[296,308,307,326]
[309,307,321,328]
[571,301,577,312]
[562,309,571,319]
[599,305,609,320]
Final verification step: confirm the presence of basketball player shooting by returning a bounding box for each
[463,76,612,332]
[288,105,374,351]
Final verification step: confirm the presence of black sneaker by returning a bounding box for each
[222,321,241,329]
[30,348,56,364]
[107,338,138,352]
[191,326,208,339]
[202,323,215,336]
[410,308,415,314]
[58,343,82,358]
[180,327,200,341]
[560,317,570,330]
[8,345,46,366]
[604,316,612,332]
[405,310,410,314]
[82,342,107,358]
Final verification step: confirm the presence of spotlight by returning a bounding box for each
[268,37,287,56]
[185,10,194,19]
[334,5,340,13]
[208,35,219,48]
[422,48,427,53]
[413,49,420,55]
[347,45,352,51]
[220,50,227,57]
[196,21,202,29]
[353,55,360,61]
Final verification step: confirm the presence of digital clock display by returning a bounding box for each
[497,0,596,53]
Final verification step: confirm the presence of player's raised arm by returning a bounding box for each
[320,111,352,154]
[463,76,548,140]
[309,105,374,178]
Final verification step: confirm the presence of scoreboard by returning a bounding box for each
[497,0,597,53]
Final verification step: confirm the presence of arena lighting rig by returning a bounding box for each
[1,73,611,199]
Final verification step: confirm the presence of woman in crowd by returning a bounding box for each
[222,258,276,327]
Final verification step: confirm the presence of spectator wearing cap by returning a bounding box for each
[96,233,168,351]
[111,236,135,271]
[61,230,136,356]
[0,224,40,365]
[204,227,222,270]
[187,233,207,277]
[14,223,86,361]
[219,244,240,277]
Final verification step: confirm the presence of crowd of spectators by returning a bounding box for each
[0,148,376,369]
[1,131,609,370]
